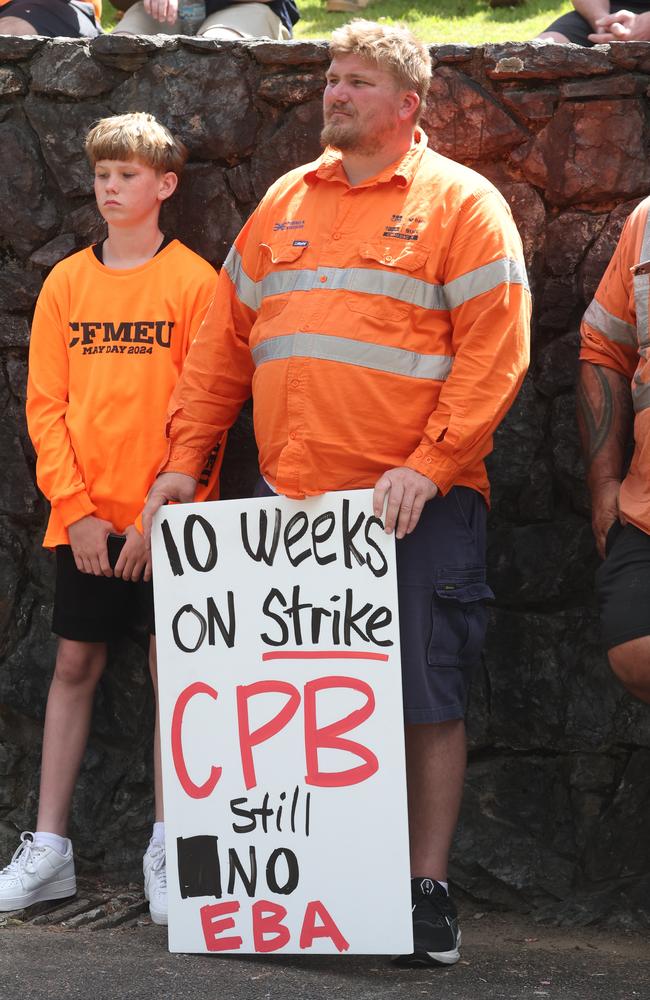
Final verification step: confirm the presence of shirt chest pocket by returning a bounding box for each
[344,242,432,321]
[259,240,309,320]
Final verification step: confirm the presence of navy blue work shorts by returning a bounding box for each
[253,480,492,725]
[52,545,155,643]
[396,487,492,724]
[596,520,650,650]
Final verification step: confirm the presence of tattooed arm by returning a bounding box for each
[577,361,633,558]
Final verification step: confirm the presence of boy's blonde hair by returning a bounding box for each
[85,112,188,176]
[329,20,432,121]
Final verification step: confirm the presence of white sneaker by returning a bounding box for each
[143,839,167,925]
[0,831,76,911]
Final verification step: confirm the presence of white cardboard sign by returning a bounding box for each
[152,490,412,955]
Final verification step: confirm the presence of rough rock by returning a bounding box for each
[535,330,581,398]
[24,97,112,197]
[249,100,323,201]
[424,67,528,161]
[0,36,44,61]
[249,39,328,66]
[0,121,58,255]
[0,266,42,314]
[499,86,558,126]
[161,163,244,266]
[545,212,607,277]
[257,70,325,106]
[516,99,650,206]
[0,66,25,96]
[29,234,76,270]
[110,47,258,162]
[485,41,611,79]
[30,41,121,98]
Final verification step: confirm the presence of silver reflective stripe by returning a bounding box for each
[228,251,527,313]
[444,258,529,311]
[252,333,454,381]
[583,298,637,346]
[632,370,650,413]
[261,266,447,310]
[224,246,260,311]
[636,212,650,348]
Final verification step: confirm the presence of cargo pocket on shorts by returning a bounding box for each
[427,568,494,668]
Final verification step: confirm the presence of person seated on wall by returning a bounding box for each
[0,0,102,37]
[537,0,650,44]
[112,0,299,40]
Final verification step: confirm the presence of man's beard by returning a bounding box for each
[321,115,360,151]
[321,110,393,155]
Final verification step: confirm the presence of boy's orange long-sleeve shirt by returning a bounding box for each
[27,240,221,548]
[163,131,531,503]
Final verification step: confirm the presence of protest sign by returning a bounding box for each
[152,489,412,955]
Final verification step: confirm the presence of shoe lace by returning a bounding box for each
[2,832,43,877]
[147,842,167,889]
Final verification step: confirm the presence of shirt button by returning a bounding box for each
[291,379,299,387]
[384,255,393,263]
[425,457,432,464]
[290,432,297,440]
[320,275,327,283]
[333,233,341,240]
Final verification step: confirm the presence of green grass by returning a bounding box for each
[103,0,573,43]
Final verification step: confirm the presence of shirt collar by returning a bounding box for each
[305,128,429,188]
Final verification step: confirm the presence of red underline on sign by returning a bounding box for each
[262,650,390,662]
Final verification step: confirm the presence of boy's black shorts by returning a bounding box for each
[53,545,155,643]
[0,0,102,38]
[596,520,650,650]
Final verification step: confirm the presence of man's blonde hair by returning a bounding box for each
[329,20,432,121]
[85,112,188,176]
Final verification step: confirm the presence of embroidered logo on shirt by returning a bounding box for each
[382,215,423,241]
[273,219,305,232]
[292,240,309,247]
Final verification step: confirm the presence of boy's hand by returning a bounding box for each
[68,515,116,577]
[144,0,179,23]
[142,472,198,550]
[115,525,151,583]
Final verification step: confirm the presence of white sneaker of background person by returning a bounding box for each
[143,822,167,925]
[0,831,76,910]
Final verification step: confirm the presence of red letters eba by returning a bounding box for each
[171,676,378,796]
[201,899,350,953]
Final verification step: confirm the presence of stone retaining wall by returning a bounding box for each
[1,34,649,925]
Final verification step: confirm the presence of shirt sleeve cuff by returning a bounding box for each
[53,490,97,528]
[404,448,461,496]
[160,441,207,479]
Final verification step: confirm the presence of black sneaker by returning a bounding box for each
[394,878,461,968]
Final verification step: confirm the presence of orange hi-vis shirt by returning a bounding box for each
[164,130,531,501]
[0,0,103,17]
[27,240,221,548]
[580,196,650,535]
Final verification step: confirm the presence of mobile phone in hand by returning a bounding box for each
[107,532,127,570]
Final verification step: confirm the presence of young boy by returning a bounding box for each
[0,112,222,925]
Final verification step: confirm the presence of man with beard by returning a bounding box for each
[142,20,530,966]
